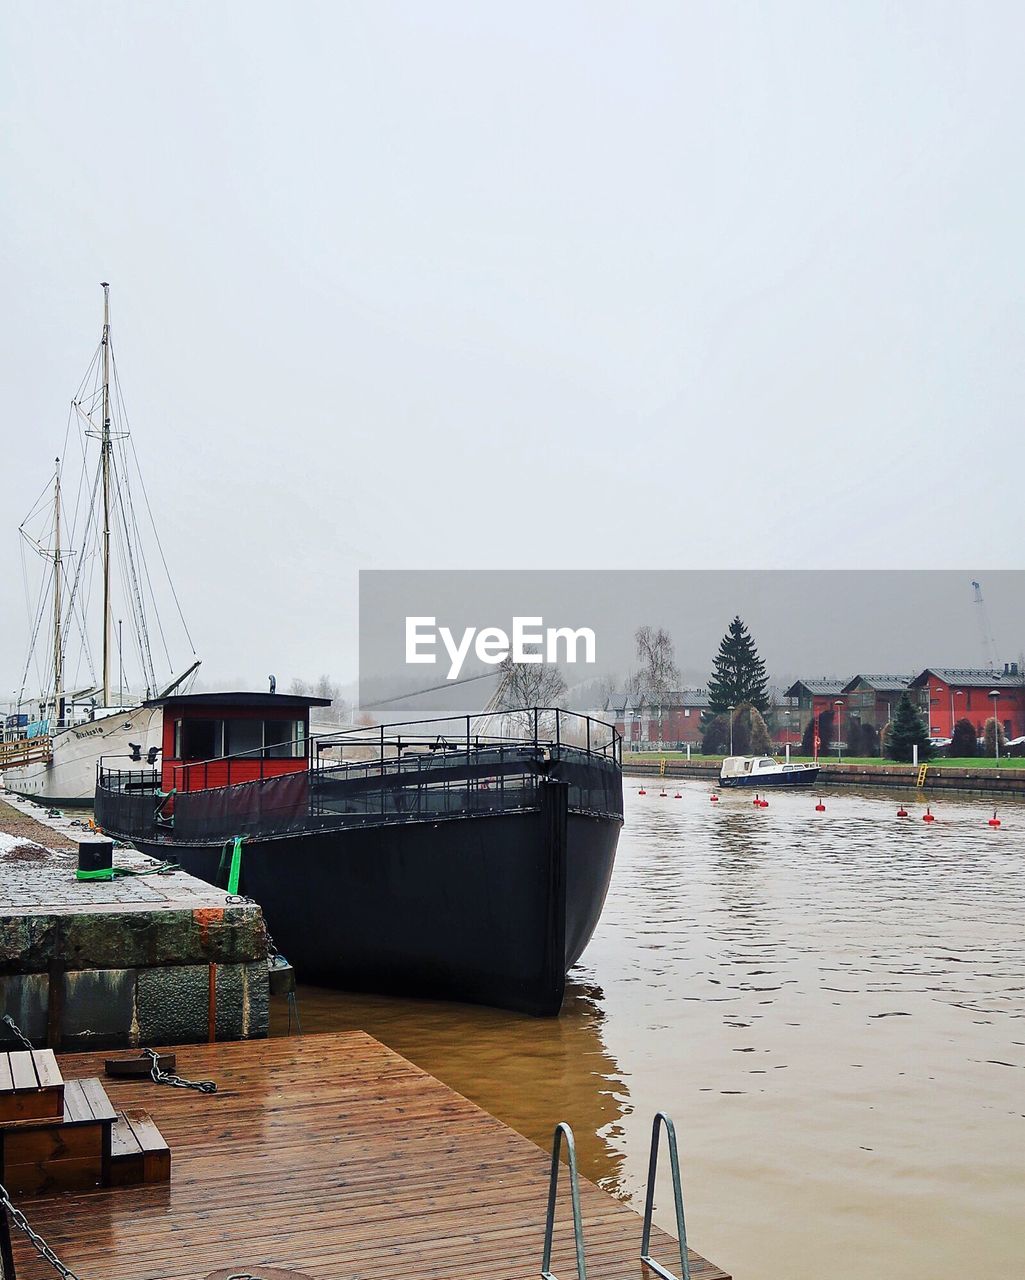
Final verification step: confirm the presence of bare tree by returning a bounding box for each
[634,626,679,702]
[289,674,348,724]
[498,657,567,736]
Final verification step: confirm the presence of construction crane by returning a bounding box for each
[970,580,999,670]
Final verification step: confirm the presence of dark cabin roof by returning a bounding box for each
[784,678,848,698]
[144,692,332,711]
[908,668,1025,690]
[842,674,911,694]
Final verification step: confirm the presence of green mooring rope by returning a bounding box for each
[216,836,244,894]
[227,835,243,895]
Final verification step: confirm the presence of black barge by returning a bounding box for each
[95,694,623,1015]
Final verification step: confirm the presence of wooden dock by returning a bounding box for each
[7,1032,730,1280]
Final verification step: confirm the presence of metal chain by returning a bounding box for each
[1,1016,34,1051]
[0,1181,82,1279]
[143,1048,217,1094]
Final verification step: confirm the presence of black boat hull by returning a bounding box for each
[131,799,620,1016]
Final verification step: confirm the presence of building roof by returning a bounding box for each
[908,668,1025,690]
[784,678,848,698]
[144,691,332,711]
[841,674,911,694]
[606,689,710,712]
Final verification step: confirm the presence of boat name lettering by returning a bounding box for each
[406,616,596,680]
[74,726,104,739]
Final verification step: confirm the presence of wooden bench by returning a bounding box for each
[0,1077,116,1195]
[108,1109,171,1185]
[1,1064,171,1195]
[0,1049,64,1125]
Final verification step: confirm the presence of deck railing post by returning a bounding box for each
[380,724,386,818]
[640,1112,691,1280]
[541,1122,587,1280]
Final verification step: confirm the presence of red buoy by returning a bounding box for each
[988,810,1001,828]
[710,794,719,803]
[923,807,936,823]
[638,788,646,796]
[674,792,682,799]
[815,802,826,812]
[897,806,908,817]
[659,790,668,798]
[759,798,769,807]
[753,794,761,806]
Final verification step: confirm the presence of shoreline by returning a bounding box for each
[624,756,1025,795]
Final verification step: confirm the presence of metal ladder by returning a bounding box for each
[541,1112,691,1280]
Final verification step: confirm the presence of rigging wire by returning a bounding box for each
[110,343,196,657]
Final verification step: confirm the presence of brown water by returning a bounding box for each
[269,781,1025,1279]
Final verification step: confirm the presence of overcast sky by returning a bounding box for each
[2,2,1023,700]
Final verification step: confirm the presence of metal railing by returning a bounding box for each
[95,710,623,841]
[640,1113,691,1280]
[541,1123,588,1280]
[540,1113,692,1280]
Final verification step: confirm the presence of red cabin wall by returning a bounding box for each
[160,703,310,793]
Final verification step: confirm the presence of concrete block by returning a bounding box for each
[137,965,212,1045]
[244,961,269,1039]
[214,964,244,1040]
[0,973,49,1045]
[60,968,138,1051]
[213,962,269,1040]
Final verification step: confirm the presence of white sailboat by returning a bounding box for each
[2,284,199,804]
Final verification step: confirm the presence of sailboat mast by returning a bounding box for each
[53,457,63,727]
[100,282,112,707]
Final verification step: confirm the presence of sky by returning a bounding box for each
[2,2,1023,701]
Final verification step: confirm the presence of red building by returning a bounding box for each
[908,666,1024,740]
[604,690,710,748]
[841,675,911,731]
[783,679,848,741]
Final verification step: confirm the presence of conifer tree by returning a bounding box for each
[885,692,933,762]
[949,717,976,757]
[705,616,769,719]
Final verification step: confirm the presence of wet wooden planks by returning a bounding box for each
[0,1049,64,1124]
[6,1033,730,1280]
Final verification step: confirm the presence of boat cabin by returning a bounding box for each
[720,756,781,779]
[149,692,331,793]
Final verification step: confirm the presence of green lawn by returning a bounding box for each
[623,751,1024,770]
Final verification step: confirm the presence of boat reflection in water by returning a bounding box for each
[270,976,632,1198]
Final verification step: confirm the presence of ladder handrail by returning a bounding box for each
[541,1122,587,1280]
[640,1111,691,1280]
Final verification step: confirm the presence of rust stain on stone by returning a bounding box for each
[192,907,225,947]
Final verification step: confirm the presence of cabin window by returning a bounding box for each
[180,718,224,761]
[224,718,264,757]
[265,719,303,758]
[758,758,775,768]
[172,719,182,758]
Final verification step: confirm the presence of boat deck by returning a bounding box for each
[8,1032,730,1279]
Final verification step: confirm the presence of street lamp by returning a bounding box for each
[835,699,843,763]
[783,708,792,763]
[932,685,944,737]
[951,689,963,740]
[727,705,735,756]
[989,689,1001,763]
